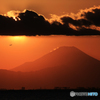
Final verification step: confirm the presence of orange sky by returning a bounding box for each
[0,1,100,70]
[0,0,100,18]
[0,35,100,69]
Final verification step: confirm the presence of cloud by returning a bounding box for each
[0,6,100,36]
[49,5,100,31]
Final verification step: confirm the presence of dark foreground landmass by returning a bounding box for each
[0,89,100,100]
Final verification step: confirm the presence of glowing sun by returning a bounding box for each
[9,36,26,42]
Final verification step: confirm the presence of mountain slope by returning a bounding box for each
[0,60,100,89]
[0,46,100,89]
[11,46,100,72]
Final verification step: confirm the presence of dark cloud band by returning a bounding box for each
[0,6,100,36]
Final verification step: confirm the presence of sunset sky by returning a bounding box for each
[0,0,100,69]
[0,35,100,69]
[0,0,100,18]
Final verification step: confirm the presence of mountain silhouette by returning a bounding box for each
[0,46,100,89]
[11,46,100,72]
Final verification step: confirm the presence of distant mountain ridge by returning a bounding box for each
[0,46,100,89]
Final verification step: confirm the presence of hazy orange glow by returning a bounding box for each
[0,0,100,91]
[0,35,100,70]
[8,36,27,45]
[0,0,100,19]
[9,36,26,41]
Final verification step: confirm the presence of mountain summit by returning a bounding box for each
[0,46,100,89]
[11,46,100,72]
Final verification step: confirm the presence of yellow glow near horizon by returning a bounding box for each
[13,36,21,39]
[9,36,26,42]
